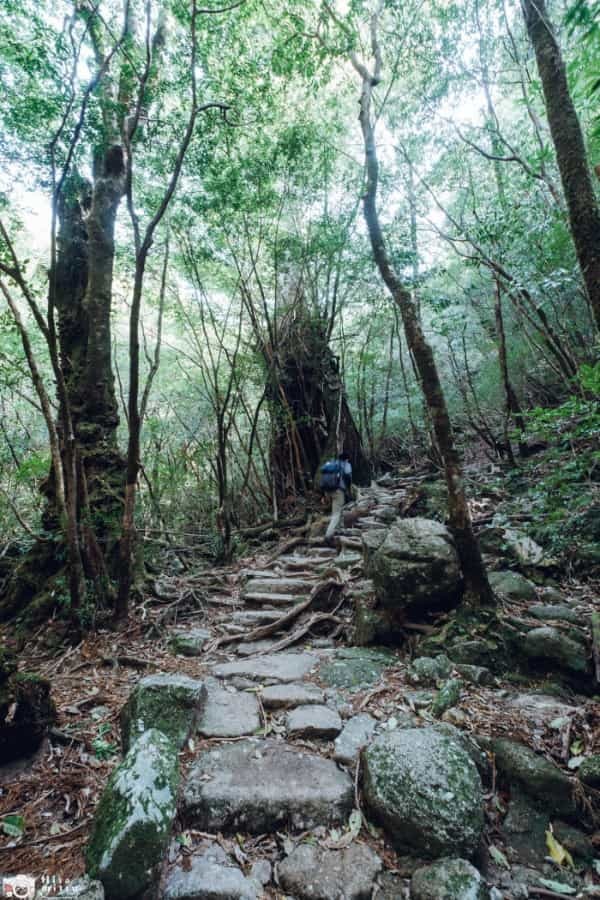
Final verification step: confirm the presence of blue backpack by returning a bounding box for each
[320,459,342,492]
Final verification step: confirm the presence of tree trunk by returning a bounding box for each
[350,13,493,605]
[265,296,371,505]
[522,0,600,331]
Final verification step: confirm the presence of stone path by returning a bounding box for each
[85,475,597,900]
[160,483,411,898]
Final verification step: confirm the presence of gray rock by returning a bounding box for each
[120,673,207,751]
[169,627,211,656]
[334,714,377,765]
[250,859,272,886]
[276,842,382,900]
[54,878,104,900]
[86,729,179,900]
[503,790,548,865]
[317,647,395,691]
[362,727,484,859]
[286,704,342,739]
[529,604,580,624]
[409,655,452,685]
[411,858,489,899]
[518,626,589,674]
[198,683,260,738]
[212,652,318,684]
[432,724,490,779]
[492,738,576,815]
[489,571,536,601]
[363,518,461,615]
[182,739,353,833]
[453,664,493,686]
[261,682,325,709]
[164,841,259,899]
[377,873,408,899]
[236,640,281,656]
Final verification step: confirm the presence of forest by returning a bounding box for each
[0,0,599,897]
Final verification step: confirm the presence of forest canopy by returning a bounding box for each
[0,0,598,627]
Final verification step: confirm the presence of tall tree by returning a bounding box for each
[522,0,600,332]
[329,0,494,604]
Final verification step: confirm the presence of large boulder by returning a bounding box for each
[411,858,489,899]
[120,673,207,751]
[0,649,56,763]
[86,729,179,900]
[362,727,484,859]
[362,519,462,618]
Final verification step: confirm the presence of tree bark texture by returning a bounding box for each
[263,297,371,506]
[352,17,494,605]
[522,0,600,332]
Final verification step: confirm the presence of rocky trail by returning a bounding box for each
[2,474,600,899]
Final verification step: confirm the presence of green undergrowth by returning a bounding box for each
[500,364,600,569]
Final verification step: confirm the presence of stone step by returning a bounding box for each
[182,738,353,834]
[242,591,304,606]
[279,555,333,569]
[212,652,318,684]
[246,577,315,595]
[232,610,284,627]
[197,682,260,738]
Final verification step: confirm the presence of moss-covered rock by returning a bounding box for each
[431,678,462,719]
[409,655,452,685]
[120,673,207,752]
[411,858,489,899]
[362,519,462,617]
[0,668,56,763]
[489,571,536,602]
[317,647,395,691]
[578,753,600,789]
[453,664,493,686]
[86,728,179,900]
[362,727,484,859]
[516,626,589,675]
[168,628,211,657]
[492,738,576,816]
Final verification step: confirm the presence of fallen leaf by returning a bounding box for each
[546,828,574,868]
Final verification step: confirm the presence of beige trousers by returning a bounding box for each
[325,489,345,539]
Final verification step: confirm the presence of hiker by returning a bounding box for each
[321,452,353,541]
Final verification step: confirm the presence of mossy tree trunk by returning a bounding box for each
[522,0,600,332]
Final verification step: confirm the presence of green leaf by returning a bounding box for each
[489,844,510,869]
[1,814,25,837]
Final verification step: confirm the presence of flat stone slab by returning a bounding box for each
[198,683,260,738]
[232,610,283,627]
[212,652,318,684]
[182,739,353,833]
[277,843,382,900]
[333,713,377,765]
[164,841,259,899]
[286,705,342,740]
[236,640,281,657]
[261,682,325,710]
[317,647,395,692]
[243,591,303,605]
[246,577,315,595]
